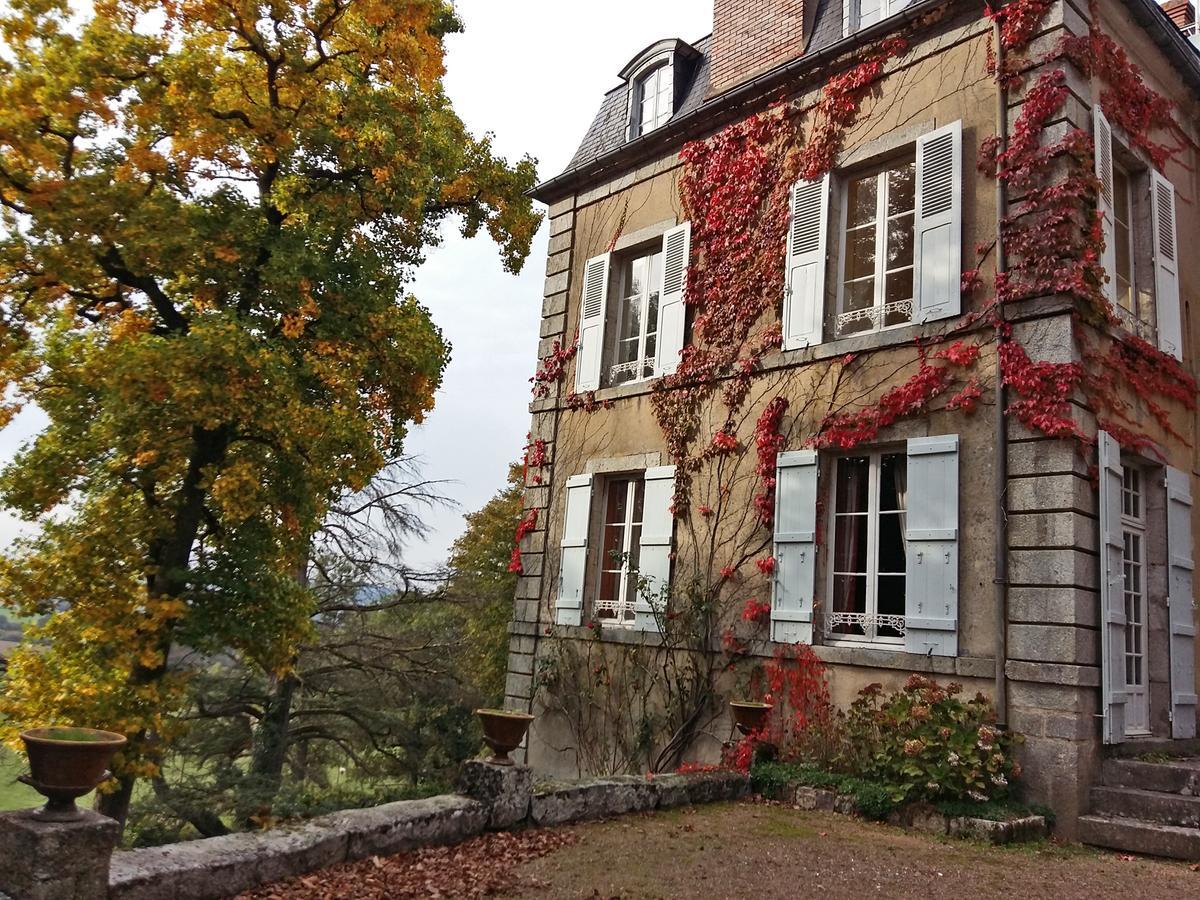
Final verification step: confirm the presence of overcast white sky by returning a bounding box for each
[0,1,714,571]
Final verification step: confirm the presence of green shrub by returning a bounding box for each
[839,674,1021,806]
[749,761,899,820]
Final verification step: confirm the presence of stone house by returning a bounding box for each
[505,0,1200,849]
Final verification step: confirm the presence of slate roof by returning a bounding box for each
[562,0,844,175]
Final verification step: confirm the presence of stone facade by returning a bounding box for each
[506,0,1200,840]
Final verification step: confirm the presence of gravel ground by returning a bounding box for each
[245,800,1200,899]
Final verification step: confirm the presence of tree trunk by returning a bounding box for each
[151,777,231,838]
[238,670,298,827]
[95,773,136,826]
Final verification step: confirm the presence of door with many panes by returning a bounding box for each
[1099,432,1197,743]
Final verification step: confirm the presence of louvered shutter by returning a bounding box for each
[1151,169,1183,360]
[1094,106,1118,308]
[1098,431,1128,744]
[913,120,962,323]
[904,435,959,657]
[556,474,593,627]
[772,451,817,644]
[654,223,690,377]
[636,466,676,632]
[782,176,829,351]
[1166,466,1197,739]
[575,254,610,392]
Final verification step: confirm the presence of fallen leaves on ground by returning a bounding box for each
[238,829,578,899]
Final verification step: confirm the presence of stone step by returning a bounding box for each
[1101,758,1200,795]
[1079,814,1200,861]
[1091,785,1200,828]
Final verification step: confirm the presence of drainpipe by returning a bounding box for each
[992,10,1011,729]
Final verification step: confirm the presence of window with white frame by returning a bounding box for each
[632,63,674,138]
[607,247,662,387]
[844,0,913,36]
[595,475,645,626]
[575,224,690,393]
[781,120,962,352]
[827,451,908,646]
[1095,105,1181,357]
[838,152,916,337]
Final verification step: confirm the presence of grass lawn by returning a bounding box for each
[0,744,41,812]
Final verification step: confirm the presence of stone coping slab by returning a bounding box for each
[103,768,750,900]
[790,785,1048,844]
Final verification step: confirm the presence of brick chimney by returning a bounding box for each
[707,0,810,99]
[1162,0,1196,30]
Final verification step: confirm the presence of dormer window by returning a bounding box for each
[619,39,700,142]
[633,63,674,138]
[844,0,913,36]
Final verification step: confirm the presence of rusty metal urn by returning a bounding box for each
[19,727,127,821]
[729,701,773,737]
[474,708,534,766]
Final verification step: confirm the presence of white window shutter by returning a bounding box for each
[782,175,829,351]
[654,223,690,377]
[556,474,593,627]
[575,254,610,392]
[1151,169,1183,360]
[1094,106,1117,309]
[904,435,959,657]
[772,450,818,644]
[636,466,676,632]
[1166,466,1197,739]
[913,120,962,323]
[1098,430,1128,744]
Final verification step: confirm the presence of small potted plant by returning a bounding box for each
[729,700,773,737]
[19,726,127,821]
[474,708,535,766]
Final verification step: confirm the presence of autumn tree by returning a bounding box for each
[0,0,539,823]
[445,462,524,703]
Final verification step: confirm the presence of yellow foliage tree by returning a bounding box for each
[0,0,539,822]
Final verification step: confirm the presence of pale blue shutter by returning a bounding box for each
[1151,170,1183,360]
[1098,431,1128,744]
[772,451,817,644]
[636,466,676,632]
[575,254,610,392]
[913,120,962,323]
[556,474,593,627]
[1094,106,1117,309]
[1166,466,1197,739]
[782,176,829,350]
[904,435,959,656]
[654,224,690,377]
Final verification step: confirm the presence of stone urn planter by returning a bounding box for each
[19,726,127,821]
[474,708,534,766]
[729,701,773,737]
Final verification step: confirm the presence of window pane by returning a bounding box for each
[878,454,907,511]
[877,574,906,634]
[845,226,877,281]
[631,480,645,526]
[598,570,620,609]
[877,512,906,574]
[836,457,871,513]
[887,160,916,215]
[847,174,878,228]
[606,479,628,524]
[1113,167,1130,224]
[884,269,913,307]
[886,213,914,269]
[844,278,876,315]
[832,574,867,617]
[834,514,869,572]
